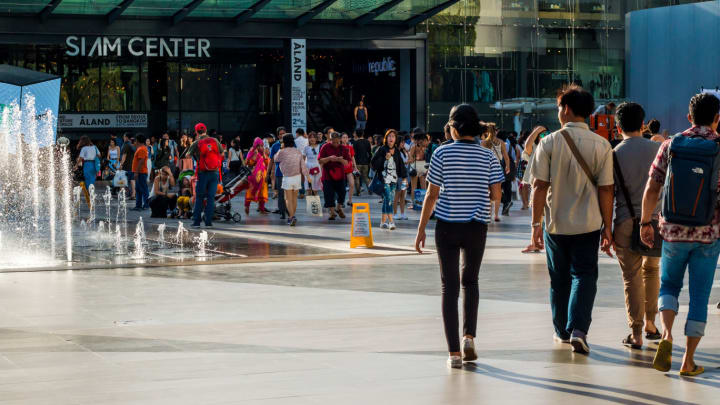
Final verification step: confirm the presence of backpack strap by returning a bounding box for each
[612,151,636,219]
[560,130,597,187]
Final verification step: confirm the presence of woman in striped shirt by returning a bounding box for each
[414,104,505,369]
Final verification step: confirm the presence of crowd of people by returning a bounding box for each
[415,86,718,377]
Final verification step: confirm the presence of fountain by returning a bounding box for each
[194,231,210,257]
[88,184,96,228]
[175,221,188,251]
[103,187,112,225]
[114,224,124,255]
[131,217,146,260]
[157,223,166,248]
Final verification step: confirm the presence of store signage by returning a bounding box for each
[65,36,211,58]
[290,38,307,134]
[58,114,148,129]
[368,57,396,76]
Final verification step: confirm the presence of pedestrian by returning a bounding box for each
[408,130,429,199]
[641,92,720,376]
[354,100,368,131]
[481,124,511,222]
[352,131,372,196]
[519,126,546,254]
[530,84,614,355]
[270,126,289,219]
[303,132,322,196]
[244,137,270,214]
[149,166,177,218]
[154,136,171,173]
[393,142,409,221]
[186,123,224,227]
[611,102,662,350]
[647,119,666,143]
[341,133,357,206]
[501,131,520,216]
[120,132,136,199]
[371,129,407,230]
[227,138,245,178]
[294,128,309,199]
[107,137,120,173]
[274,134,309,226]
[75,135,100,191]
[318,132,350,220]
[131,133,150,211]
[414,104,504,368]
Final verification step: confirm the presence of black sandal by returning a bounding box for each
[645,329,662,340]
[622,334,642,350]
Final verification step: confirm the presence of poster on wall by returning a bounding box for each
[290,38,307,134]
[58,113,148,129]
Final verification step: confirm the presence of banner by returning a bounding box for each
[350,203,374,248]
[290,38,307,135]
[58,113,148,129]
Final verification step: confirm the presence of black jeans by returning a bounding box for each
[501,177,513,205]
[322,179,346,208]
[435,219,488,353]
[149,195,178,218]
[275,175,288,216]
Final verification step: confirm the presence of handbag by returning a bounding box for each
[306,195,323,216]
[613,152,662,257]
[309,167,320,176]
[408,163,418,178]
[369,173,384,196]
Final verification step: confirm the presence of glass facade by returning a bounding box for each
[420,0,710,132]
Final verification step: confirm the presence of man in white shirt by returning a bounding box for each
[294,128,309,199]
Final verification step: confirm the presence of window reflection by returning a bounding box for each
[100,62,140,111]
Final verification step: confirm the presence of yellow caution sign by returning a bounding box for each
[350,203,374,248]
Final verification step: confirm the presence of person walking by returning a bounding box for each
[520,126,546,254]
[244,137,270,214]
[611,102,662,350]
[354,100,368,131]
[481,124,510,222]
[294,128,309,199]
[131,134,150,211]
[371,129,407,230]
[186,123,224,227]
[119,132,136,199]
[274,134,309,226]
[414,104,504,368]
[353,131,372,196]
[530,84,614,355]
[641,93,720,376]
[270,126,289,219]
[341,133,357,206]
[75,136,100,192]
[107,137,120,173]
[318,132,350,220]
[303,132,323,196]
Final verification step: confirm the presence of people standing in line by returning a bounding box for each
[186,123,224,228]
[641,93,720,377]
[244,137,271,214]
[75,135,100,191]
[149,166,177,218]
[352,131,372,196]
[294,128,309,199]
[481,124,511,222]
[341,133,357,206]
[274,134,309,226]
[107,137,120,173]
[318,132,350,220]
[131,134,150,211]
[303,132,322,196]
[371,129,407,230]
[611,102,662,350]
[270,126,289,220]
[414,104,504,369]
[530,84,614,355]
[355,100,368,131]
[519,126,547,254]
[120,132,136,200]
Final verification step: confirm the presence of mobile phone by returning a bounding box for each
[540,131,551,139]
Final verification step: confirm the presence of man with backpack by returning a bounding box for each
[641,93,720,377]
[186,123,224,228]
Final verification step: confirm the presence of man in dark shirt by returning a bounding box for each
[352,131,372,195]
[119,132,136,199]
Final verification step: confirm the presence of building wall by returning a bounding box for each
[627,1,720,134]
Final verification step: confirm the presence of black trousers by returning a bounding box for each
[435,219,488,353]
[149,195,178,218]
[275,175,288,216]
[501,177,513,205]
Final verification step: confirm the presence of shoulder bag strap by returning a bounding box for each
[560,129,596,187]
[612,151,636,219]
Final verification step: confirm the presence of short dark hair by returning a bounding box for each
[323,126,333,135]
[123,132,132,139]
[295,128,305,136]
[615,102,645,133]
[556,84,594,119]
[647,119,661,134]
[448,104,484,137]
[689,93,720,126]
[135,133,146,143]
[282,134,295,148]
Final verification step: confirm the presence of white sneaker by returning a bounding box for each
[401,214,409,220]
[447,355,462,369]
[393,213,401,220]
[553,333,570,344]
[389,222,396,230]
[462,337,477,362]
[380,222,388,229]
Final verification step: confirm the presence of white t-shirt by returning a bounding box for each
[303,145,320,169]
[295,136,309,154]
[228,148,242,162]
[79,145,97,161]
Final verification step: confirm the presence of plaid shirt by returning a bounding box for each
[648,126,720,243]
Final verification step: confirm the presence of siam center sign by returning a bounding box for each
[65,36,211,58]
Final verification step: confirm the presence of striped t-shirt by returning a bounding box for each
[427,140,505,223]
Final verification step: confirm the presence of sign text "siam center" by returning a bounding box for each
[65,36,211,58]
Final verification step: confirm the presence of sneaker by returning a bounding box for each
[447,355,462,369]
[290,216,297,227]
[401,214,409,220]
[205,224,213,228]
[389,222,396,230]
[570,335,590,355]
[393,213,402,220]
[287,218,292,226]
[462,337,477,362]
[380,222,388,229]
[553,333,570,344]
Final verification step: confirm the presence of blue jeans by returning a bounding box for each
[193,170,219,226]
[659,240,720,337]
[544,230,601,337]
[82,161,96,188]
[382,182,396,214]
[135,173,149,209]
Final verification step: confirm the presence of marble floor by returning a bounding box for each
[1,194,719,404]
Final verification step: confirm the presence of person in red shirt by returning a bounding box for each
[318,132,350,220]
[131,134,150,210]
[186,123,224,227]
[341,133,357,205]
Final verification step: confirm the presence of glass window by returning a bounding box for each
[316,0,386,20]
[100,62,141,111]
[191,0,256,17]
[220,63,257,111]
[167,62,181,111]
[125,0,189,16]
[181,64,218,111]
[254,0,327,19]
[54,0,123,14]
[61,60,100,112]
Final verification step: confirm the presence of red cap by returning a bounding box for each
[194,123,207,134]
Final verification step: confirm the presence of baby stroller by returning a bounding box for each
[214,165,251,223]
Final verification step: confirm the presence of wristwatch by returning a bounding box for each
[640,222,653,227]
[532,222,542,228]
